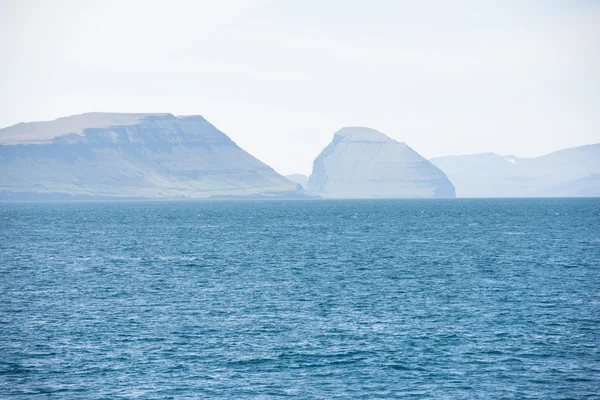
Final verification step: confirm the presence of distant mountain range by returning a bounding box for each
[285,174,309,190]
[430,144,600,197]
[0,113,308,200]
[1,113,598,200]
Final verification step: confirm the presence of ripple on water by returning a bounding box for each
[0,198,599,398]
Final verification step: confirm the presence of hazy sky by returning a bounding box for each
[1,0,599,175]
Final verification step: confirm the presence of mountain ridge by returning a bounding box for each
[430,143,600,197]
[0,113,309,200]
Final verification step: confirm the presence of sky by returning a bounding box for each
[1,0,599,175]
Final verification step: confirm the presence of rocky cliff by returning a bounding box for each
[307,127,455,198]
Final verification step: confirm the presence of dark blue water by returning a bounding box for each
[1,199,599,398]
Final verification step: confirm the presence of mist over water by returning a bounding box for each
[1,199,599,398]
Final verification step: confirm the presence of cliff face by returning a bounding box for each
[0,113,307,199]
[431,144,600,197]
[307,127,455,198]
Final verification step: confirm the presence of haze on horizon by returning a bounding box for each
[1,0,599,175]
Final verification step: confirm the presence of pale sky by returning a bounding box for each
[1,0,599,175]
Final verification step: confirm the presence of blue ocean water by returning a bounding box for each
[0,199,599,399]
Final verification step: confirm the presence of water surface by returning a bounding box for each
[1,199,599,398]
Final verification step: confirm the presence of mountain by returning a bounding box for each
[0,113,308,200]
[307,127,455,198]
[285,174,309,190]
[546,174,600,197]
[430,144,600,197]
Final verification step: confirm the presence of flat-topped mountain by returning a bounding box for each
[0,113,170,145]
[0,113,308,200]
[431,144,600,197]
[307,127,455,198]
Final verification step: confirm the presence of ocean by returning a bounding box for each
[1,199,599,398]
